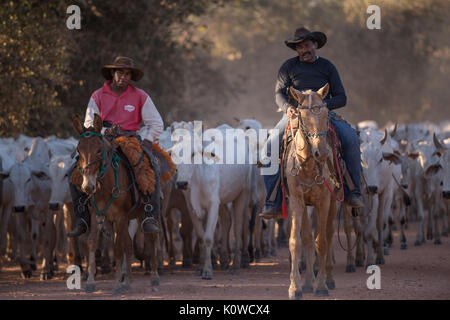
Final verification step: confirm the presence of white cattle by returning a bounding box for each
[6,137,54,279]
[408,137,443,245]
[234,119,277,260]
[359,129,400,266]
[172,124,254,279]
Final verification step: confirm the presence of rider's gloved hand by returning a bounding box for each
[286,105,297,119]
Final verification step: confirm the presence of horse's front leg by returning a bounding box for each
[287,190,305,299]
[86,212,99,293]
[314,194,331,296]
[113,217,132,295]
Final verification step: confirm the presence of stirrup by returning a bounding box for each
[67,218,89,237]
[141,216,161,233]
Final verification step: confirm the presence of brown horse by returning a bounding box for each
[284,84,339,299]
[73,114,159,294]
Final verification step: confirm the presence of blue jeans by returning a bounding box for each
[262,113,361,209]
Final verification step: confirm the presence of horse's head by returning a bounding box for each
[290,83,330,162]
[73,113,104,194]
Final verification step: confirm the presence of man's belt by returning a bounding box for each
[103,121,138,139]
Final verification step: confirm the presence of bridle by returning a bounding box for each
[77,131,128,216]
[289,92,329,181]
[287,92,344,201]
[77,131,108,177]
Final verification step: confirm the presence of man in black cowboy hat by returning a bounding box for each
[260,27,364,219]
[68,56,165,236]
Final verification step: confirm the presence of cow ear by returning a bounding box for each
[93,114,103,133]
[73,114,85,135]
[290,87,303,103]
[382,152,401,165]
[425,163,442,176]
[408,153,419,160]
[316,83,329,99]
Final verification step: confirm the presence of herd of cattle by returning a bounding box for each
[0,118,449,295]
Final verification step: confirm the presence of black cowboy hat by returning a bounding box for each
[101,56,144,81]
[285,27,327,50]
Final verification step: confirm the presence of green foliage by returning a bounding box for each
[1,0,448,137]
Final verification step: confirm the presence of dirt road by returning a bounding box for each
[0,221,449,300]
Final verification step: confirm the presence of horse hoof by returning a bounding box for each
[434,239,442,245]
[289,290,303,300]
[345,265,356,273]
[151,278,160,286]
[255,250,261,260]
[101,266,111,274]
[401,243,408,250]
[355,260,364,267]
[230,268,240,276]
[157,267,164,276]
[220,263,230,270]
[313,269,318,277]
[21,270,32,279]
[326,281,336,290]
[301,285,314,294]
[315,289,329,297]
[30,264,37,272]
[40,271,53,281]
[182,260,193,268]
[202,270,213,280]
[86,284,96,293]
[414,240,422,246]
[384,248,390,256]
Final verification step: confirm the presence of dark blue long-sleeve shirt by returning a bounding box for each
[275,56,347,112]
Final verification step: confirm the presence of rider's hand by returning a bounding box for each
[286,106,297,119]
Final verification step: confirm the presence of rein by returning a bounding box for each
[78,131,122,217]
[288,93,343,201]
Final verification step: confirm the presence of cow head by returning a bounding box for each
[433,133,450,199]
[49,156,74,209]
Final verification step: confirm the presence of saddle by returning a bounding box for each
[280,117,346,200]
[70,135,176,196]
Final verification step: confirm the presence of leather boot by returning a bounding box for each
[259,206,283,220]
[68,193,90,237]
[67,174,90,237]
[140,143,162,234]
[141,194,161,233]
[347,193,364,209]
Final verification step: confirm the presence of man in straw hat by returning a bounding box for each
[68,56,164,236]
[260,27,364,219]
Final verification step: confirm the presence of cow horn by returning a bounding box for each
[380,129,388,145]
[433,133,446,152]
[390,123,398,138]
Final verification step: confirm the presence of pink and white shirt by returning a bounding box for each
[84,81,164,142]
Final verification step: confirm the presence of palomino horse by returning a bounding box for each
[283,83,341,299]
[73,114,159,294]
